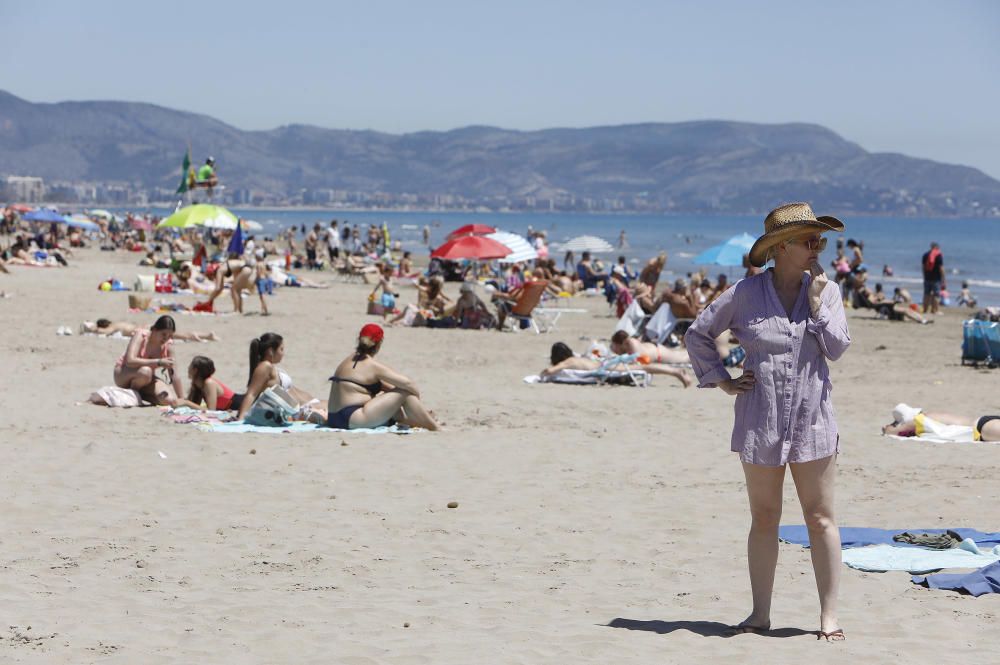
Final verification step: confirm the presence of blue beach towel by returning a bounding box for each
[840,544,1000,573]
[198,421,414,435]
[912,561,1000,596]
[778,526,1000,549]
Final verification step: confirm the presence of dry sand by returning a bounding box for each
[1,247,998,664]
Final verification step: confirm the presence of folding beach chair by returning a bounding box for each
[594,353,650,387]
[615,300,649,337]
[505,280,558,333]
[642,303,693,345]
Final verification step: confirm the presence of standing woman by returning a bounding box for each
[685,203,851,640]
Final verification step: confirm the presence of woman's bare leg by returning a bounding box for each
[655,345,690,364]
[349,390,409,428]
[921,412,973,427]
[738,461,786,631]
[789,455,842,637]
[642,363,693,388]
[115,366,154,391]
[396,394,439,430]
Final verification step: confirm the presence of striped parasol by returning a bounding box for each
[487,231,537,264]
[555,235,615,253]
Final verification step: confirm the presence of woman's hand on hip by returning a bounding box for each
[718,369,754,395]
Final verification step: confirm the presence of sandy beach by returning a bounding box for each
[1,246,998,664]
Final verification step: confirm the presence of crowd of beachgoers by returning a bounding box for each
[1,203,995,425]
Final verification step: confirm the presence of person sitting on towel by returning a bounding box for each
[326,324,439,430]
[235,332,325,421]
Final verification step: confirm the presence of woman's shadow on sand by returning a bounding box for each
[605,618,814,638]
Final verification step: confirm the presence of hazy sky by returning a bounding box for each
[3,1,998,177]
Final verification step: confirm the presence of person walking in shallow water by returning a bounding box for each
[685,203,851,641]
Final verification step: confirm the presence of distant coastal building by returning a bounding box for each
[4,175,46,202]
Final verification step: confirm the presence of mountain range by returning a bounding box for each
[1,90,998,216]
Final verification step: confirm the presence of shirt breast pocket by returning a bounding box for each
[741,316,782,355]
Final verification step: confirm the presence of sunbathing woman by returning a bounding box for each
[327,324,439,430]
[175,263,215,294]
[389,276,449,327]
[235,332,324,420]
[82,318,219,341]
[882,403,1000,442]
[542,341,693,387]
[610,329,744,367]
[113,314,184,404]
[450,282,495,329]
[170,356,239,411]
[856,276,930,324]
[609,330,691,364]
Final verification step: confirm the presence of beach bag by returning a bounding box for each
[962,319,1000,367]
[244,386,299,426]
[134,274,155,292]
[154,272,174,293]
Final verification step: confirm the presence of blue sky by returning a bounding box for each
[2,1,998,177]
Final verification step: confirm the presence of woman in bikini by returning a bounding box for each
[235,332,323,420]
[882,404,1000,442]
[205,256,255,313]
[542,341,692,387]
[113,315,184,404]
[82,318,219,341]
[609,330,691,365]
[326,324,439,430]
[170,356,237,411]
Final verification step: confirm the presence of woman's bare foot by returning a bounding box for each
[728,615,770,635]
[817,628,845,641]
[680,370,694,388]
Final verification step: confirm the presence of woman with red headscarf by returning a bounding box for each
[326,324,439,430]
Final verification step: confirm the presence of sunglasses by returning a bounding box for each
[788,236,828,252]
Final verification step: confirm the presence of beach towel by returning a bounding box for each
[87,386,147,407]
[912,560,1000,596]
[198,421,414,435]
[523,368,651,386]
[841,543,1000,573]
[162,407,415,434]
[779,525,1000,549]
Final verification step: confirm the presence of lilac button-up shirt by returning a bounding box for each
[684,270,851,466]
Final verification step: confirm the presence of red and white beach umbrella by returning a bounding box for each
[445,223,497,241]
[431,235,512,261]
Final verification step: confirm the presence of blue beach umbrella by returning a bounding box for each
[64,214,101,231]
[692,232,756,266]
[226,221,244,256]
[22,208,66,223]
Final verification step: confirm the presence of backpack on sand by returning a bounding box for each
[244,386,299,426]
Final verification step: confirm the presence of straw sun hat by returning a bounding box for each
[748,202,844,267]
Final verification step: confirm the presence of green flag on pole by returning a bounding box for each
[176,149,192,193]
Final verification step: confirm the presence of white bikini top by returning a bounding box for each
[277,367,293,390]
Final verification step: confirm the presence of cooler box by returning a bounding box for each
[962,319,1000,366]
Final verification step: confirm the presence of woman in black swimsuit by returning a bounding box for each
[326,324,439,430]
[205,257,254,312]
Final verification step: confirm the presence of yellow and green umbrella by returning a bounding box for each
[157,204,238,229]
